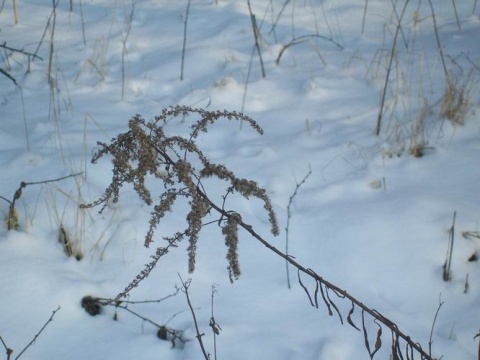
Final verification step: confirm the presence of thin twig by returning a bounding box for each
[285,167,312,289]
[98,286,180,306]
[0,196,12,204]
[178,275,210,360]
[210,284,220,360]
[32,3,58,62]
[428,296,444,356]
[113,303,163,328]
[23,172,84,187]
[5,172,83,230]
[275,34,344,65]
[269,0,291,34]
[0,336,13,360]
[0,43,43,60]
[14,306,60,360]
[0,68,18,86]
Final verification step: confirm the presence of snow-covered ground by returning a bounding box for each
[1,1,479,359]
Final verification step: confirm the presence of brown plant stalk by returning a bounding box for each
[83,106,436,360]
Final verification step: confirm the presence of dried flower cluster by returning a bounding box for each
[82,106,279,295]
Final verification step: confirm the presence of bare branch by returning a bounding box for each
[178,275,210,360]
[15,306,60,360]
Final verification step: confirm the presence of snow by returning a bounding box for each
[1,1,479,359]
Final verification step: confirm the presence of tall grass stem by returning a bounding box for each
[180,0,192,81]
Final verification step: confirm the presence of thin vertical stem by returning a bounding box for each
[48,0,58,86]
[121,1,135,100]
[427,0,449,84]
[375,0,410,136]
[13,0,18,24]
[361,0,369,34]
[285,168,312,289]
[19,88,30,151]
[247,0,266,78]
[178,275,209,360]
[180,0,192,81]
[80,0,86,46]
[451,0,461,31]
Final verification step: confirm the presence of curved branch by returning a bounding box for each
[191,179,436,360]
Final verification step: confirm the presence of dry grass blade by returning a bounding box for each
[374,0,410,136]
[440,76,472,125]
[443,211,456,281]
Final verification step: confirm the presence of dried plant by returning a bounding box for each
[84,105,437,360]
[82,105,278,291]
[1,173,82,231]
[409,98,429,158]
[443,211,456,281]
[440,77,472,125]
[0,306,60,360]
[81,288,186,348]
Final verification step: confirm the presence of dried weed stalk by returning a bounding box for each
[84,106,436,360]
[81,289,186,348]
[82,106,278,291]
[0,306,60,360]
[1,172,82,231]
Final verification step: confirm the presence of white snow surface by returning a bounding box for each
[1,1,479,359]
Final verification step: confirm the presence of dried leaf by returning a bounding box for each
[318,281,333,316]
[326,288,343,324]
[371,320,382,357]
[298,270,314,307]
[314,280,319,308]
[347,303,360,331]
[361,310,373,359]
[391,333,403,360]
